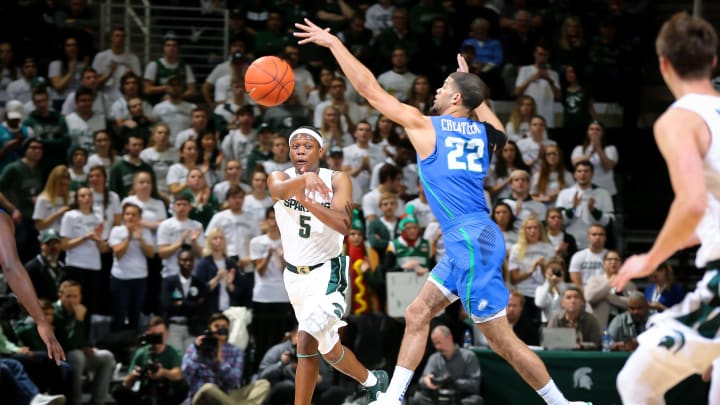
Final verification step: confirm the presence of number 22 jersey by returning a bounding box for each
[419,115,505,230]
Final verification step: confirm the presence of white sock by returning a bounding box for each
[362,371,378,387]
[385,366,414,403]
[537,379,568,405]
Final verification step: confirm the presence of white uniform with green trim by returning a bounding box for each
[618,94,720,404]
[273,167,350,354]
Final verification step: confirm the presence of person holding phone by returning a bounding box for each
[514,44,560,128]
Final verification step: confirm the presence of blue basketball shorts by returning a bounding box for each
[430,213,509,321]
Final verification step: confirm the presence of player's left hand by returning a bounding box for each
[294,19,334,48]
[612,254,651,292]
[37,319,65,365]
[457,53,469,73]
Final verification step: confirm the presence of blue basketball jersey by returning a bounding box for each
[419,115,494,229]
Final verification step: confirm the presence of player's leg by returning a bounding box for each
[616,326,716,405]
[708,358,720,405]
[321,340,388,401]
[295,331,322,405]
[479,316,550,387]
[374,280,452,404]
[465,221,582,405]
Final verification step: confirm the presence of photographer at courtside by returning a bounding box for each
[411,325,484,405]
[113,316,187,405]
[181,313,270,405]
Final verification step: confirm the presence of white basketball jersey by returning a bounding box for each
[274,168,344,266]
[671,94,720,267]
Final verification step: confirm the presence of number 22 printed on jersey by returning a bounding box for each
[446,136,485,172]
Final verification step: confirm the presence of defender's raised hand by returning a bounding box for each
[294,19,334,48]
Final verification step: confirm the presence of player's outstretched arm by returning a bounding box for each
[613,109,707,291]
[0,213,65,364]
[294,19,432,156]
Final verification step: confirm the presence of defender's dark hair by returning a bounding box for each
[449,72,485,111]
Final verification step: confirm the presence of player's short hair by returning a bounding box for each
[530,114,546,124]
[378,163,401,184]
[226,184,246,198]
[173,193,192,204]
[208,312,230,326]
[147,315,166,329]
[656,12,718,79]
[39,298,53,311]
[379,192,397,205]
[509,289,525,304]
[75,86,94,102]
[509,169,530,181]
[122,201,143,216]
[563,285,584,300]
[574,160,594,172]
[449,72,485,111]
[431,324,452,337]
[59,279,82,295]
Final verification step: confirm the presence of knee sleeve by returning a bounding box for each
[298,300,347,354]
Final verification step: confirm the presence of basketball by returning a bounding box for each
[244,56,295,107]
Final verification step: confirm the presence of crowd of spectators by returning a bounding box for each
[0,0,678,404]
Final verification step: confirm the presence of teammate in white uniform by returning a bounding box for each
[267,126,388,404]
[612,12,720,404]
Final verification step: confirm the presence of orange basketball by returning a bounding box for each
[244,56,295,107]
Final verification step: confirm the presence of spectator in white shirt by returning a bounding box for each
[65,86,107,153]
[60,187,109,315]
[139,122,179,199]
[514,44,560,128]
[568,224,608,287]
[108,201,155,331]
[92,27,142,105]
[205,185,259,270]
[555,160,614,249]
[212,160,251,205]
[570,120,619,196]
[157,195,204,278]
[516,115,556,174]
[174,108,210,150]
[121,171,168,234]
[502,169,547,225]
[109,71,153,128]
[377,47,416,102]
[151,76,196,144]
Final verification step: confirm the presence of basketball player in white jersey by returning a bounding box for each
[267,126,388,405]
[612,12,720,404]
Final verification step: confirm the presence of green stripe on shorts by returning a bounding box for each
[326,256,347,295]
[459,227,475,315]
[675,302,720,338]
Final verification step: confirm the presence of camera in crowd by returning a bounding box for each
[198,329,219,357]
[552,268,563,277]
[198,327,229,357]
[430,375,459,405]
[141,359,160,375]
[138,332,163,346]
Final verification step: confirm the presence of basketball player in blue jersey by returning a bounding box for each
[610,13,720,404]
[0,209,65,364]
[295,19,589,405]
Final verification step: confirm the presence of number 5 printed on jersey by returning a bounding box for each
[446,136,485,172]
[299,214,311,238]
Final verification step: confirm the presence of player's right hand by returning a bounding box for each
[612,254,651,292]
[302,172,332,203]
